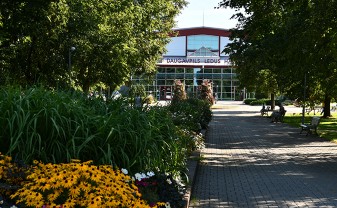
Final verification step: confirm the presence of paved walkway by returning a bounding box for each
[189,101,337,208]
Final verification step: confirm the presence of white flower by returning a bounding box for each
[121,168,128,175]
[141,173,147,179]
[0,200,3,204]
[135,173,143,181]
[165,202,171,208]
[166,178,172,184]
[146,171,155,177]
[10,206,18,208]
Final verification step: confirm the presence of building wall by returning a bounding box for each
[135,27,249,101]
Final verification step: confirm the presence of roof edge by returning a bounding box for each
[170,26,231,37]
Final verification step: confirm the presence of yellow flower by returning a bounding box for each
[47,189,61,202]
[69,187,80,197]
[64,198,76,207]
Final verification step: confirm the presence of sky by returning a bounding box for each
[174,0,239,29]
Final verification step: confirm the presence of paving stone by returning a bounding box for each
[190,102,337,208]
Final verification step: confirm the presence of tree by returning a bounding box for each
[0,0,70,86]
[0,0,188,92]
[219,0,337,117]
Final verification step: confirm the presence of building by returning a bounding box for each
[141,27,250,101]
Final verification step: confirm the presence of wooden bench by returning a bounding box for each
[300,116,320,136]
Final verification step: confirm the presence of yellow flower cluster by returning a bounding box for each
[0,152,13,180]
[0,152,27,196]
[10,159,165,208]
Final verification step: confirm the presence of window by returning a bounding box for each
[176,68,184,73]
[187,35,219,51]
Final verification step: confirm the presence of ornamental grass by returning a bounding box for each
[0,86,198,175]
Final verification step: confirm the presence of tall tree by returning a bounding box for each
[219,0,337,116]
[1,0,187,92]
[0,0,69,86]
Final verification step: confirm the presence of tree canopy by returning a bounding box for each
[218,0,337,116]
[0,0,187,92]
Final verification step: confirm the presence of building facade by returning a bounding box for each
[141,27,250,101]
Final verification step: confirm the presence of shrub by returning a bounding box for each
[243,98,257,105]
[250,99,269,105]
[168,98,212,132]
[144,94,155,104]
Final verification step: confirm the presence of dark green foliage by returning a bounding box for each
[243,98,257,105]
[0,86,195,176]
[168,98,213,132]
[136,174,187,208]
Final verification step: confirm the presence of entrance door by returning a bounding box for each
[159,86,172,100]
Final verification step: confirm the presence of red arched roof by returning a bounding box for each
[172,27,231,37]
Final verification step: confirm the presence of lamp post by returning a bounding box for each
[68,46,76,85]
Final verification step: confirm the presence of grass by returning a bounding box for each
[283,111,337,142]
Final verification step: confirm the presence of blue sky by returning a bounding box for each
[174,0,239,29]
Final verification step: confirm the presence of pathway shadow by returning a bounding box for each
[190,108,337,207]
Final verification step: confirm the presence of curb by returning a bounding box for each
[184,129,206,208]
[184,150,200,208]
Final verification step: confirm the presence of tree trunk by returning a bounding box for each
[271,93,275,110]
[323,95,331,118]
[82,79,90,94]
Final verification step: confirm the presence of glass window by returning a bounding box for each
[156,74,165,79]
[157,80,165,85]
[223,74,232,79]
[158,68,165,73]
[166,68,175,73]
[185,79,193,85]
[186,68,194,73]
[204,68,212,73]
[187,35,219,51]
[212,74,222,79]
[213,68,221,73]
[166,73,175,79]
[222,80,231,86]
[223,68,232,73]
[224,87,231,92]
[213,80,221,87]
[166,80,174,85]
[203,73,213,79]
[175,74,184,79]
[176,68,184,73]
[185,74,194,79]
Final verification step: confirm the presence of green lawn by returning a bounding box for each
[283,111,337,142]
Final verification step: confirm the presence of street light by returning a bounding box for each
[68,46,75,85]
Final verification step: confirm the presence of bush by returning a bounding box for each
[168,98,212,132]
[250,99,269,105]
[243,98,257,105]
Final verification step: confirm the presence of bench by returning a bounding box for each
[260,106,271,116]
[270,110,287,123]
[300,116,320,136]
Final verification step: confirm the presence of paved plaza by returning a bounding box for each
[189,101,337,208]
